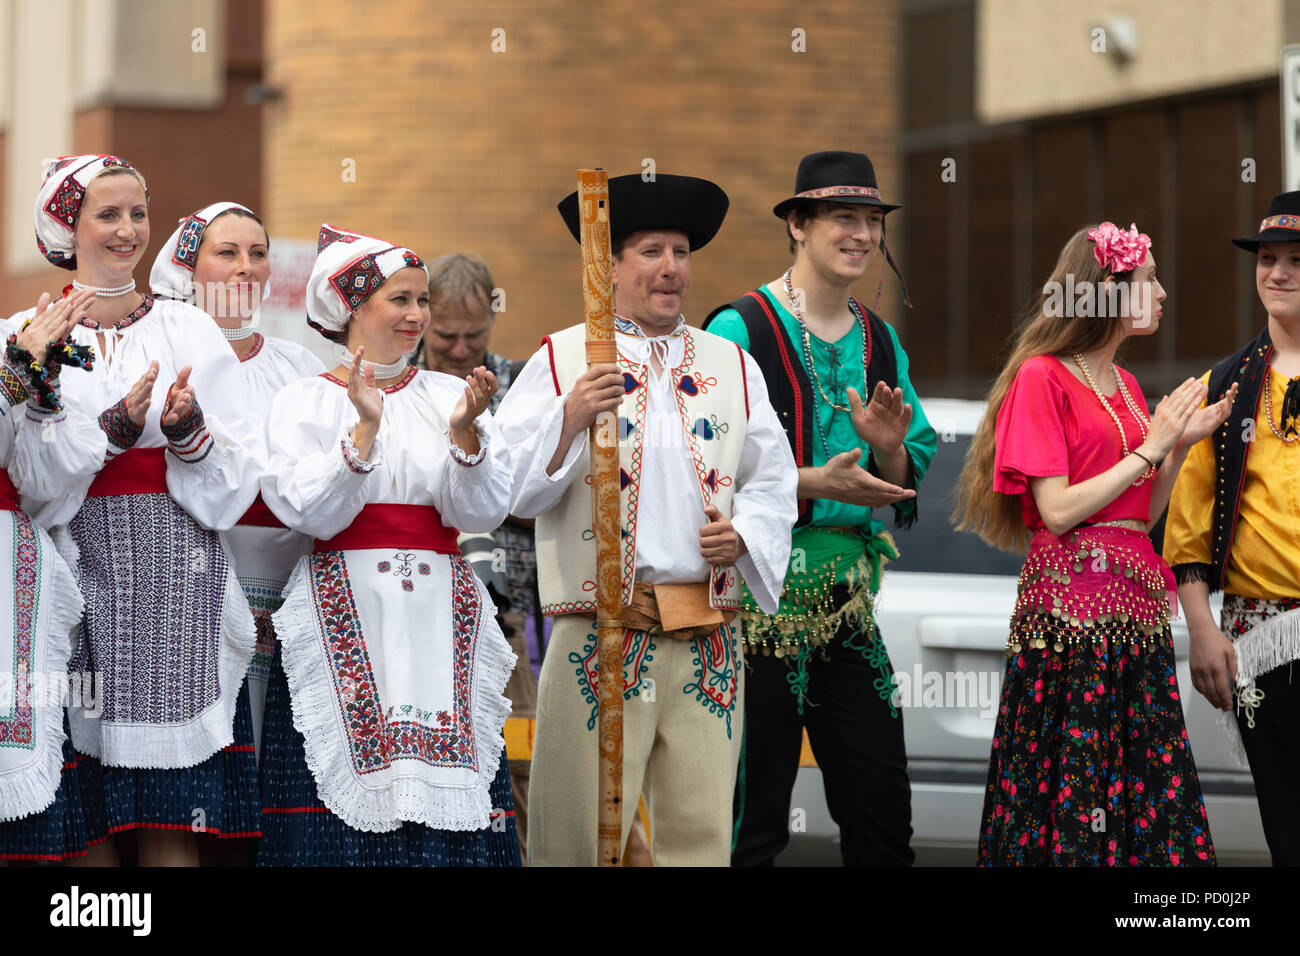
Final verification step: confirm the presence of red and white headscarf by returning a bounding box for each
[33,154,148,270]
[149,201,269,301]
[305,223,427,342]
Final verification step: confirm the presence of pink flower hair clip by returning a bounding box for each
[1087,222,1151,275]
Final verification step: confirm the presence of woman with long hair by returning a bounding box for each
[23,155,259,866]
[955,222,1233,865]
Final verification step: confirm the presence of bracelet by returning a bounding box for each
[1132,449,1156,468]
[4,336,60,411]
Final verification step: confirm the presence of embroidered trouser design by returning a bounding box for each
[530,616,744,866]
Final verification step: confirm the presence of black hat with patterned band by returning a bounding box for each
[772,150,901,219]
[1232,191,1300,251]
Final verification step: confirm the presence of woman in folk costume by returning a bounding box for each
[0,289,109,864]
[24,155,260,866]
[954,223,1234,866]
[258,224,519,866]
[149,202,324,765]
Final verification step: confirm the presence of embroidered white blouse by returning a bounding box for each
[498,325,797,613]
[261,368,515,832]
[15,297,257,529]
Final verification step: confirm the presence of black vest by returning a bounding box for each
[704,289,913,529]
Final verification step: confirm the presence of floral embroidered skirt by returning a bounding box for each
[978,527,1214,866]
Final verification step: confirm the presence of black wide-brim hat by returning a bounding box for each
[557,173,728,251]
[773,150,901,219]
[1233,190,1300,251]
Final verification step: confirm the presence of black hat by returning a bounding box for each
[1232,191,1300,252]
[558,173,728,251]
[773,150,901,219]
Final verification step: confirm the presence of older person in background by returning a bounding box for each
[412,252,540,861]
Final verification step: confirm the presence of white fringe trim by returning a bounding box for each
[1218,607,1300,770]
[272,557,516,833]
[94,542,258,769]
[0,525,83,822]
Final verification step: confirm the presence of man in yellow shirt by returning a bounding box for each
[1164,191,1300,865]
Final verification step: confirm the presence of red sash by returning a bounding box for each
[0,470,20,512]
[312,503,461,555]
[87,448,167,497]
[237,493,286,529]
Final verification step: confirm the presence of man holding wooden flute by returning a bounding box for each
[496,172,797,866]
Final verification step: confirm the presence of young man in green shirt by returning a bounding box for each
[706,150,936,866]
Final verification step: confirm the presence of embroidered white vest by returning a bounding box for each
[536,324,749,616]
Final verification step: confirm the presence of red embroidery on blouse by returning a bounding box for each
[318,365,418,394]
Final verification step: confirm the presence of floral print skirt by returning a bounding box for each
[977,628,1215,866]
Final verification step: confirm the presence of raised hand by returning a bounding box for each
[1142,377,1205,459]
[450,366,499,433]
[699,503,746,567]
[1177,382,1238,452]
[125,361,160,426]
[347,347,383,426]
[847,381,912,454]
[815,448,916,507]
[15,288,96,366]
[162,365,198,428]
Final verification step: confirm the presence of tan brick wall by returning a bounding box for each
[264,0,903,360]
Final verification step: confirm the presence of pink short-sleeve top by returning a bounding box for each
[994,354,1153,531]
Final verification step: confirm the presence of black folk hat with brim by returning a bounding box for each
[557,173,729,251]
[772,150,901,219]
[1233,191,1300,252]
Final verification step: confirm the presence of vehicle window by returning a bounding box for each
[890,433,1025,576]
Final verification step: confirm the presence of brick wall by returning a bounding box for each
[263,0,903,360]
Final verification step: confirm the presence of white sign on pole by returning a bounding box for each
[1283,45,1300,191]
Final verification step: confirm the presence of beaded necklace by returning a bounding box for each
[339,346,409,380]
[1071,352,1156,485]
[782,268,871,458]
[1263,366,1300,444]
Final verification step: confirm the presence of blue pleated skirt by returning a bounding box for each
[0,714,107,862]
[258,645,521,867]
[81,680,261,841]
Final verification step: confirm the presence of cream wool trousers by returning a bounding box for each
[528,615,744,866]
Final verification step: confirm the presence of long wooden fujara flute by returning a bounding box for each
[577,169,624,867]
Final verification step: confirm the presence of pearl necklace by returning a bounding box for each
[73,278,135,297]
[339,347,409,380]
[1263,366,1300,444]
[1072,352,1156,485]
[221,324,258,341]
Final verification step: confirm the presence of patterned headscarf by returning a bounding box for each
[305,223,428,342]
[149,201,271,308]
[33,154,148,270]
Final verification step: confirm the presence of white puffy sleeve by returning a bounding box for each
[261,378,377,541]
[160,312,259,530]
[11,396,109,528]
[421,377,512,534]
[0,314,107,527]
[494,346,590,519]
[728,350,798,614]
